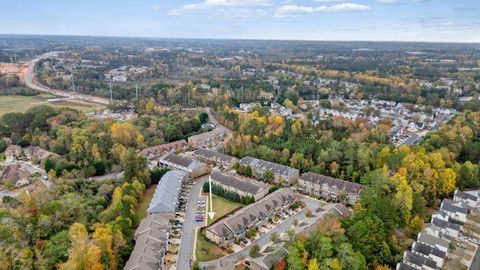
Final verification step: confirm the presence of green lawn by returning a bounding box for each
[203,192,242,225]
[196,230,227,262]
[0,152,4,162]
[0,94,105,116]
[135,184,157,221]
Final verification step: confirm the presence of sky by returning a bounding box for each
[0,0,479,42]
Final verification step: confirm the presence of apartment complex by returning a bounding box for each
[141,140,188,166]
[397,189,480,270]
[193,148,238,169]
[239,156,300,185]
[206,188,295,246]
[159,153,207,178]
[147,170,187,217]
[210,171,268,201]
[297,172,363,205]
[124,214,171,270]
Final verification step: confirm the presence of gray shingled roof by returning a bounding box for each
[441,201,468,215]
[300,172,363,194]
[431,217,461,231]
[455,190,479,202]
[161,153,205,171]
[207,189,295,238]
[194,148,237,164]
[211,171,263,195]
[239,156,299,179]
[412,241,446,259]
[147,170,186,214]
[404,251,437,269]
[418,233,450,249]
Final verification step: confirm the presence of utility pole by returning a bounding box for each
[71,74,75,94]
[109,81,113,101]
[135,83,139,99]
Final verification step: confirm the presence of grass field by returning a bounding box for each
[0,152,4,162]
[0,94,105,116]
[135,184,157,221]
[203,192,242,225]
[196,230,227,262]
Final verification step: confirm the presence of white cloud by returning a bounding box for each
[153,6,161,11]
[314,0,342,2]
[169,0,272,15]
[275,3,370,17]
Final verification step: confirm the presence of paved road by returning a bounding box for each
[89,171,124,181]
[24,55,111,105]
[177,178,207,270]
[198,194,327,270]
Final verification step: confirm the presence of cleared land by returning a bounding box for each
[0,94,105,116]
[135,184,157,221]
[196,230,227,262]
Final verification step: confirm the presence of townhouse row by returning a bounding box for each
[206,188,296,246]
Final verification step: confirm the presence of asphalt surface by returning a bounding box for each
[24,55,111,105]
[177,178,207,270]
[198,194,327,270]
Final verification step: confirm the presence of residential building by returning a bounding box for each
[411,241,446,268]
[440,200,468,223]
[206,188,295,246]
[4,145,21,162]
[159,153,207,178]
[417,233,450,253]
[193,148,238,169]
[23,146,59,162]
[298,172,363,205]
[210,171,268,201]
[141,140,188,167]
[188,127,231,149]
[147,170,187,217]
[453,189,480,209]
[402,251,437,270]
[239,156,299,185]
[124,213,171,270]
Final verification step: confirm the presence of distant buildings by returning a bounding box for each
[5,145,58,163]
[210,171,268,201]
[159,153,207,178]
[141,140,188,167]
[206,188,296,246]
[297,172,363,206]
[187,127,231,149]
[193,148,238,169]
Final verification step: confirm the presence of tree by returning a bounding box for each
[308,258,319,270]
[250,244,260,257]
[244,165,253,177]
[270,232,279,243]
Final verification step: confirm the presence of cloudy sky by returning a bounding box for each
[0,0,479,42]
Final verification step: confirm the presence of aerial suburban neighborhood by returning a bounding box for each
[1,2,480,269]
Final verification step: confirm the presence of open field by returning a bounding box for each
[0,94,105,116]
[135,184,157,221]
[203,192,242,225]
[196,230,227,262]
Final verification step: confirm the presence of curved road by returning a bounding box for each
[24,55,111,105]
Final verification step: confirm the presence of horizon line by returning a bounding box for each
[1,33,480,45]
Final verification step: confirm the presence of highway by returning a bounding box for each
[24,54,111,105]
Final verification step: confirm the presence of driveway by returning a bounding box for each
[198,195,333,270]
[177,177,208,270]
